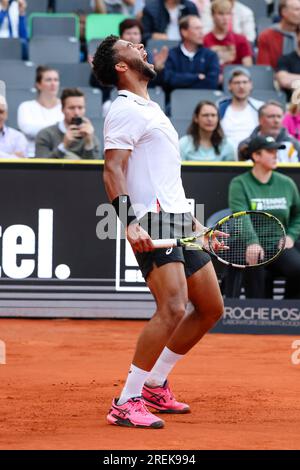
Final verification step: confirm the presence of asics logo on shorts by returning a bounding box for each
[166,248,173,255]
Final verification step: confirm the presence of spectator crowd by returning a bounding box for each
[1,0,300,161]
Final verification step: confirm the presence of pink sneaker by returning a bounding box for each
[107,397,165,428]
[142,380,190,414]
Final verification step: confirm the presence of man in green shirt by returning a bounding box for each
[228,135,300,298]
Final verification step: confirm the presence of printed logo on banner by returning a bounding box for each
[0,209,71,280]
[115,200,200,292]
[212,301,300,334]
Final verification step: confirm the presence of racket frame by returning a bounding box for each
[152,211,286,269]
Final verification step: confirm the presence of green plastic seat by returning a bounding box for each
[85,14,129,42]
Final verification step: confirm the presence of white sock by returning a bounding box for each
[146,347,184,387]
[118,364,150,405]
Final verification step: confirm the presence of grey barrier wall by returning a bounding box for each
[0,160,299,334]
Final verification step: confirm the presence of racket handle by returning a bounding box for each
[152,239,180,249]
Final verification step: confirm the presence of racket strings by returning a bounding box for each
[211,213,285,267]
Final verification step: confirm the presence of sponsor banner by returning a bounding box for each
[213,299,300,334]
[0,161,300,330]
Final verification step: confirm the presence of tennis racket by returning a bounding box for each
[151,211,286,269]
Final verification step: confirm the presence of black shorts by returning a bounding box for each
[135,211,211,280]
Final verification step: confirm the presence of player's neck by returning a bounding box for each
[118,79,150,100]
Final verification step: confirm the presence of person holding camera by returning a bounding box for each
[35,88,100,159]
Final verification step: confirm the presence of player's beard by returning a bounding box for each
[130,57,157,81]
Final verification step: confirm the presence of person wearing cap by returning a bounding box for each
[238,100,300,163]
[228,134,300,299]
[0,95,28,159]
[218,67,264,156]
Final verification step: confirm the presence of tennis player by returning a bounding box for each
[93,36,225,429]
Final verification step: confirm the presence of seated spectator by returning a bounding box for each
[142,0,199,44]
[283,103,300,140]
[17,66,64,157]
[238,101,300,162]
[164,15,220,91]
[202,0,256,43]
[219,67,264,154]
[229,135,300,299]
[91,0,107,12]
[179,100,235,161]
[276,26,300,99]
[102,0,133,14]
[0,0,27,57]
[257,0,300,69]
[203,0,253,72]
[78,1,106,61]
[35,88,99,160]
[0,95,28,158]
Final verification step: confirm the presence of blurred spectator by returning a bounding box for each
[179,100,235,161]
[283,103,300,140]
[238,101,300,162]
[219,67,263,154]
[276,26,300,99]
[257,0,300,69]
[102,0,133,14]
[78,1,106,61]
[142,0,199,44]
[35,88,99,159]
[18,66,64,157]
[163,15,220,90]
[0,95,28,158]
[202,0,256,43]
[229,135,300,299]
[135,0,209,16]
[0,0,27,38]
[203,0,253,71]
[92,0,107,12]
[0,0,28,57]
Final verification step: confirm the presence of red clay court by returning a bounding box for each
[0,318,299,450]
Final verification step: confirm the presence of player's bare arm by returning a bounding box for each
[104,149,154,253]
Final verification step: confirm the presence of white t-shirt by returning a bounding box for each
[221,104,260,155]
[166,6,181,40]
[104,90,191,220]
[17,100,64,157]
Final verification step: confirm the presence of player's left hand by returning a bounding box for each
[204,230,229,252]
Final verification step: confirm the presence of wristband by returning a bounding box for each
[112,195,137,227]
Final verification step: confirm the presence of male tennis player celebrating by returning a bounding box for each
[93,36,225,429]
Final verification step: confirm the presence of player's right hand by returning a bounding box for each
[126,223,154,253]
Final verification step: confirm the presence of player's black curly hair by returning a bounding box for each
[92,35,120,87]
